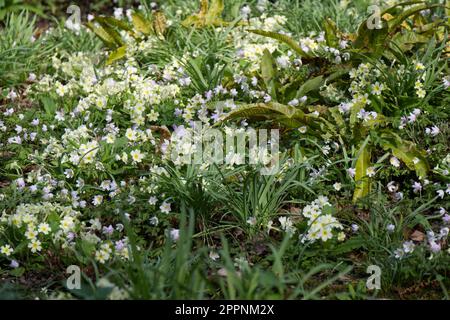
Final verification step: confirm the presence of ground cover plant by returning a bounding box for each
[0,0,449,300]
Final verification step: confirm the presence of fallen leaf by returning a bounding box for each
[410,230,425,242]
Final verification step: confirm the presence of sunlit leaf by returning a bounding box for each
[131,12,153,35]
[106,45,127,65]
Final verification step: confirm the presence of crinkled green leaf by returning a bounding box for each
[153,11,167,37]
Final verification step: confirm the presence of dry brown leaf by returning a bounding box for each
[410,230,425,242]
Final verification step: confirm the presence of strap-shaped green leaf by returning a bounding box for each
[248,29,312,58]
[89,21,125,46]
[297,75,324,97]
[95,16,132,31]
[220,102,297,122]
[86,22,119,49]
[218,102,323,132]
[352,142,371,203]
[261,49,278,100]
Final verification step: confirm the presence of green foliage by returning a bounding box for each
[261,49,278,99]
[0,0,449,301]
[352,1,448,58]
[352,140,372,203]
[207,163,307,234]
[181,0,229,28]
[183,53,228,92]
[222,2,443,203]
[0,0,45,21]
[217,236,352,299]
[249,29,313,58]
[86,10,169,64]
[221,102,304,126]
[378,130,430,179]
[0,11,52,87]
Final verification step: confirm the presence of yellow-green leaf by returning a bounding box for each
[379,131,429,179]
[131,12,153,35]
[323,18,339,47]
[206,0,224,24]
[106,46,127,65]
[199,0,209,16]
[153,11,167,37]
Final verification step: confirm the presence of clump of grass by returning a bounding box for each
[0,11,53,88]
